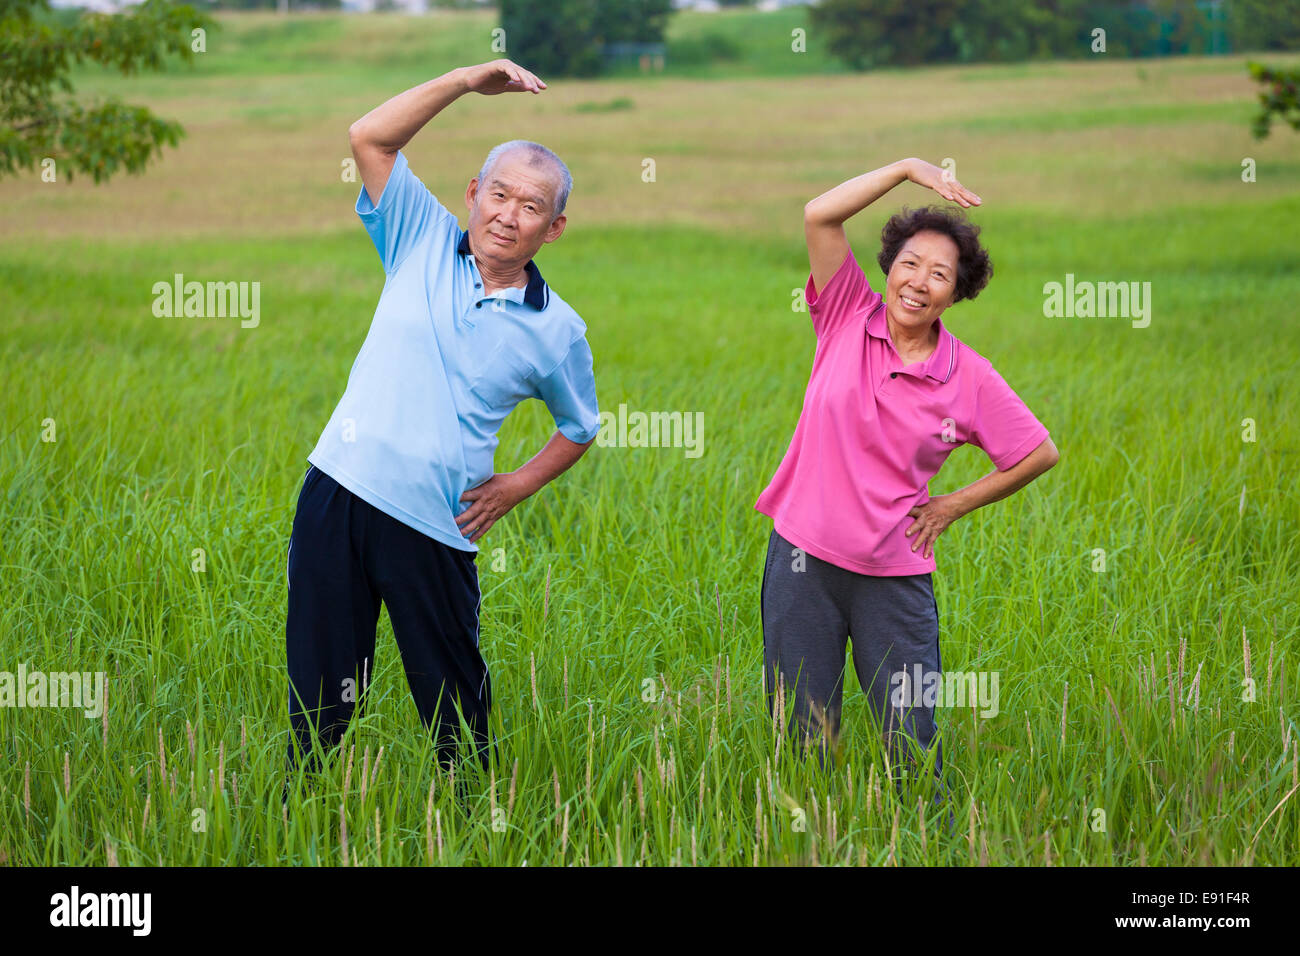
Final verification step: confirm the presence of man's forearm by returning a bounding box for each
[512,430,594,498]
[350,67,470,153]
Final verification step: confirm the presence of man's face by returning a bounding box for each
[885,229,960,335]
[465,150,566,272]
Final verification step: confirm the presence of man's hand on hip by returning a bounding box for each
[456,472,533,543]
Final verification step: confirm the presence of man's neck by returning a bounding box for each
[480,270,527,296]
[469,240,528,296]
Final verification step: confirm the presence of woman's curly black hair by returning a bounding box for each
[876,205,993,303]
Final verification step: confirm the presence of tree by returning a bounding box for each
[1248,62,1300,139]
[498,0,673,78]
[0,0,214,183]
[812,0,963,70]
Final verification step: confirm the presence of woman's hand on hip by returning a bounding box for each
[904,494,965,560]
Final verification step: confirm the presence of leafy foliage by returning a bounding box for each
[498,0,674,78]
[812,0,1298,70]
[0,0,214,183]
[1248,61,1300,139]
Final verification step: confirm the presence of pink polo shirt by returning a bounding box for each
[754,247,1050,576]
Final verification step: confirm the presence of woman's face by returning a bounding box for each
[885,229,961,336]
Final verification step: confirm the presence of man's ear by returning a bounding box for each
[465,177,479,212]
[544,213,567,244]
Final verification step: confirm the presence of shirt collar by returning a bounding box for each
[866,304,956,384]
[457,229,549,311]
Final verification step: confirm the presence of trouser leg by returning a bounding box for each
[760,528,851,758]
[285,465,382,776]
[368,506,491,773]
[846,572,943,787]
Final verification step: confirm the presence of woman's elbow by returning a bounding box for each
[804,199,830,227]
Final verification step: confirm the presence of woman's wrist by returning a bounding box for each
[948,487,978,518]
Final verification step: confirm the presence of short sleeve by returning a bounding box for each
[805,248,881,339]
[538,336,600,444]
[355,150,456,273]
[968,366,1050,470]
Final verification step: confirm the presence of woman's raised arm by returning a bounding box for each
[804,157,982,294]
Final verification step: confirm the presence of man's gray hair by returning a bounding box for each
[477,140,573,219]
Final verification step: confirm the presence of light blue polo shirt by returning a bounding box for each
[307,149,601,553]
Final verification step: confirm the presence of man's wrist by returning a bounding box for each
[448,65,473,96]
[509,467,543,501]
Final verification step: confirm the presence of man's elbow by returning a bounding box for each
[349,119,386,156]
[1040,439,1060,470]
[348,120,368,152]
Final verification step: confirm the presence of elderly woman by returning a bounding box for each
[754,158,1059,787]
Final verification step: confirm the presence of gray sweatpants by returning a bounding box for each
[760,527,944,780]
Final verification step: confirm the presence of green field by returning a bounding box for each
[2,11,1299,866]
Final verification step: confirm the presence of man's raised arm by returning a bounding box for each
[349,59,547,207]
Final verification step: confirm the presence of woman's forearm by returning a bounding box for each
[805,158,915,226]
[950,439,1059,517]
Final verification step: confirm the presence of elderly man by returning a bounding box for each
[285,59,599,779]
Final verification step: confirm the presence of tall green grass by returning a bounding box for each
[2,195,1297,864]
